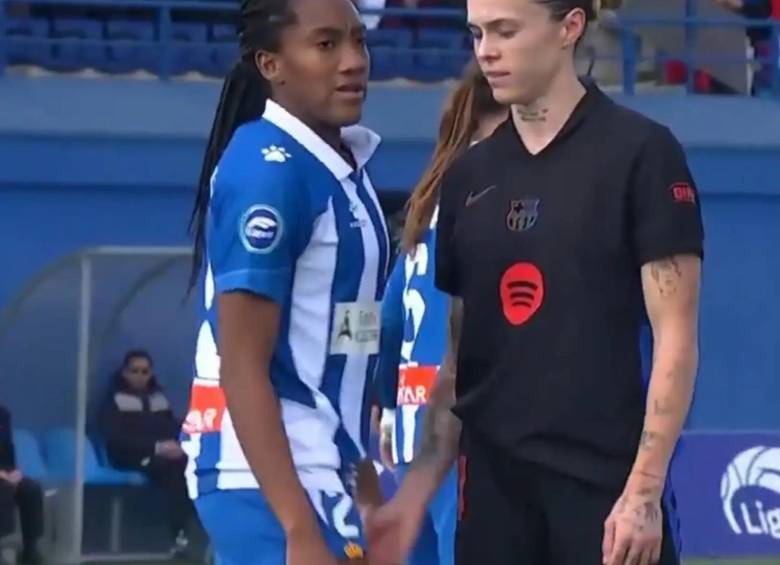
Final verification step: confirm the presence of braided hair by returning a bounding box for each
[188,0,298,290]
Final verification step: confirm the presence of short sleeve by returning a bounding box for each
[434,167,463,296]
[375,257,406,409]
[630,126,704,266]
[208,159,311,305]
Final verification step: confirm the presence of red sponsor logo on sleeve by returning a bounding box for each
[671,182,696,204]
[182,381,226,434]
[396,365,438,406]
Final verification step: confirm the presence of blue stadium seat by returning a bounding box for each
[5,17,51,67]
[168,22,212,76]
[413,29,469,82]
[103,19,157,74]
[211,23,239,77]
[90,440,146,487]
[12,430,48,482]
[49,17,106,72]
[367,28,414,81]
[42,428,78,482]
[42,428,145,486]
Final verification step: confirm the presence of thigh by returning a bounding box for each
[541,471,613,565]
[455,436,546,565]
[541,470,680,565]
[305,487,367,561]
[196,489,286,565]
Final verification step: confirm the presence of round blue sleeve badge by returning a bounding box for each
[239,205,284,254]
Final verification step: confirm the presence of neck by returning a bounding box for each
[313,123,344,154]
[511,70,586,154]
[271,95,344,155]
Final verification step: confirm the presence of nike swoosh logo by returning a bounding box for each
[465,185,497,207]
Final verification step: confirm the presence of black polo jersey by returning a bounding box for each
[435,82,704,488]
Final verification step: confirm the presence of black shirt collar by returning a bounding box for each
[496,78,606,158]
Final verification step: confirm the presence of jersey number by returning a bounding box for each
[400,243,428,361]
[322,492,360,539]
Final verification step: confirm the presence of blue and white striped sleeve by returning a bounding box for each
[208,145,311,306]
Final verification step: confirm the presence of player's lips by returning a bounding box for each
[484,70,511,86]
[335,82,366,99]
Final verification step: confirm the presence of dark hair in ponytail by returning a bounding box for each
[188,0,297,290]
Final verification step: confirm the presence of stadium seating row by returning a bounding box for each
[3,16,472,81]
[13,428,147,487]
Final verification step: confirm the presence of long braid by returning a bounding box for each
[188,0,297,291]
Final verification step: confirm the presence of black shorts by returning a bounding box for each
[455,432,680,565]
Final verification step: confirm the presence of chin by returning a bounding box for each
[335,107,363,128]
[491,88,517,106]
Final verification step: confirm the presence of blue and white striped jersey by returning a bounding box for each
[182,100,390,499]
[376,207,448,465]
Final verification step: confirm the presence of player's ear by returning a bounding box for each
[256,50,284,85]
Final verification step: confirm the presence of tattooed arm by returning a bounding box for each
[604,254,701,565]
[390,296,463,504]
[629,255,701,493]
[365,298,463,564]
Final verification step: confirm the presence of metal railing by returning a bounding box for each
[617,15,780,97]
[1,0,778,97]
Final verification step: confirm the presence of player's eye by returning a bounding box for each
[318,39,336,50]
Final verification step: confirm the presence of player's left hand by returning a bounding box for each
[602,489,663,565]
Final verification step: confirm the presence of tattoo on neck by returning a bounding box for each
[515,106,549,123]
[650,258,682,298]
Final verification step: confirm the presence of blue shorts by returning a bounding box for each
[196,488,366,565]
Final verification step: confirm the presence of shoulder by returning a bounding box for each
[215,120,301,190]
[600,99,684,156]
[214,120,329,217]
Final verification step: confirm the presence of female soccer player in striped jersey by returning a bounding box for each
[181,0,388,563]
[374,61,506,565]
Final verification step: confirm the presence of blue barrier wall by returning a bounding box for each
[1,77,779,433]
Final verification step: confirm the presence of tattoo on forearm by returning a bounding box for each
[414,374,453,466]
[636,469,664,482]
[639,430,661,450]
[653,397,675,416]
[650,258,683,298]
[413,298,463,469]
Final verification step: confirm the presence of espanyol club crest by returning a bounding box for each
[506,199,540,232]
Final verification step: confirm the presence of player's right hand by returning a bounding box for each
[286,529,338,565]
[365,496,425,565]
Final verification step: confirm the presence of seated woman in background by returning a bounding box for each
[100,350,191,557]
